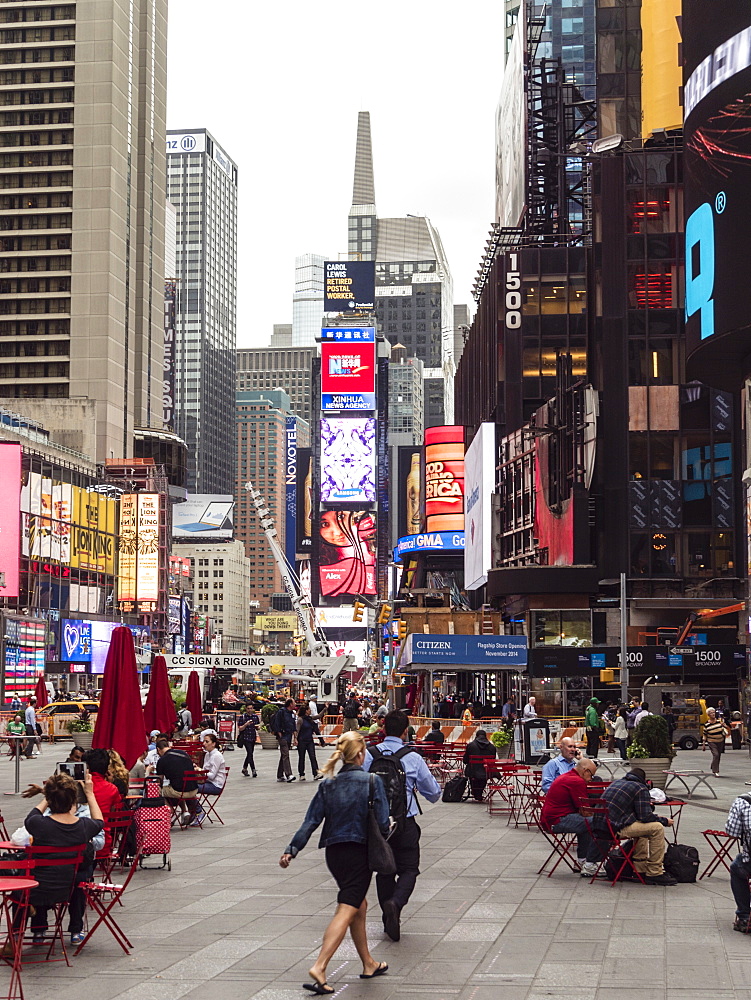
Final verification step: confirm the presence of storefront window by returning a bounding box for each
[531,610,592,646]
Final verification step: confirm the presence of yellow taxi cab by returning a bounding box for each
[37,700,99,717]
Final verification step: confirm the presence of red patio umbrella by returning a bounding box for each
[33,675,48,710]
[143,654,176,735]
[92,626,146,769]
[185,670,202,728]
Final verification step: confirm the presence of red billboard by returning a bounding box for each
[425,426,465,532]
[321,341,376,411]
[0,443,21,598]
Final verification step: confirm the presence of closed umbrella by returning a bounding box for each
[143,654,176,735]
[185,670,202,728]
[33,675,48,710]
[93,626,146,769]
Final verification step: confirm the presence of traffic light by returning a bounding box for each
[352,600,365,623]
[397,619,408,642]
[377,603,392,625]
[600,668,615,683]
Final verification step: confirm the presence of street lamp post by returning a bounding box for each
[619,571,629,704]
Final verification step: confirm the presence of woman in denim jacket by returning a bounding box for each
[280,731,390,994]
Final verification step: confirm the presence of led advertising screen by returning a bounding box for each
[320,340,376,411]
[323,260,376,312]
[296,448,313,553]
[320,417,376,503]
[0,443,21,598]
[3,617,45,703]
[118,493,161,605]
[684,4,751,388]
[285,417,297,568]
[425,425,465,532]
[464,423,496,590]
[173,494,234,539]
[318,510,376,597]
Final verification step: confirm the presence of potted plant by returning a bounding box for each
[626,714,675,788]
[66,715,94,750]
[490,728,512,760]
[259,702,279,750]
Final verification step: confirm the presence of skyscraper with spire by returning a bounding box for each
[347,112,455,426]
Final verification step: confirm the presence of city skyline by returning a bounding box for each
[166,1,502,348]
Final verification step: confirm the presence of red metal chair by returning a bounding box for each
[196,767,230,827]
[75,851,141,956]
[580,801,645,886]
[167,770,202,830]
[700,830,738,879]
[536,823,581,877]
[21,844,87,966]
[96,810,135,882]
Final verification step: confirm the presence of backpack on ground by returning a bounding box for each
[604,840,638,882]
[663,843,699,883]
[370,745,416,831]
[442,775,468,803]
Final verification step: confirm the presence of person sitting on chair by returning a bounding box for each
[462,729,497,802]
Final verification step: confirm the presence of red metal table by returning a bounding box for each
[0,876,38,1000]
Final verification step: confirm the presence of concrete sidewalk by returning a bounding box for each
[1,742,750,1000]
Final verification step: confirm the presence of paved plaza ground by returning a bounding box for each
[2,741,751,1000]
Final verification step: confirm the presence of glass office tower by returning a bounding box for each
[167,128,238,493]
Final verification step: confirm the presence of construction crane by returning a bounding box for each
[674,602,745,646]
[244,481,329,657]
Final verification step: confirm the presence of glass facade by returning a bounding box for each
[167,131,237,494]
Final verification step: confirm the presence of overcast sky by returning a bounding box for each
[166,3,503,349]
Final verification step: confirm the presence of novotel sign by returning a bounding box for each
[394,531,465,563]
[403,634,527,669]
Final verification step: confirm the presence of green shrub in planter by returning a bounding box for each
[490,729,511,749]
[260,703,278,732]
[65,718,93,734]
[626,740,650,760]
[631,714,675,760]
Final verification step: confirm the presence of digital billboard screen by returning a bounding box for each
[0,443,21,598]
[323,260,375,312]
[424,425,464,532]
[320,340,376,411]
[320,417,376,503]
[173,494,234,539]
[684,4,751,387]
[318,510,376,597]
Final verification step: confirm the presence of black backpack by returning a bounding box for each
[343,699,360,719]
[442,775,468,803]
[663,843,699,883]
[370,746,417,831]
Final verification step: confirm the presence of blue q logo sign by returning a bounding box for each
[685,194,725,341]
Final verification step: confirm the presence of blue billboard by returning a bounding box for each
[394,531,465,562]
[403,634,527,669]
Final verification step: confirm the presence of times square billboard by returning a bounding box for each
[684,5,751,388]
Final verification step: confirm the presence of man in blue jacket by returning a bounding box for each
[272,699,297,783]
[364,711,441,941]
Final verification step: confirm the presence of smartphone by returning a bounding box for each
[57,761,88,781]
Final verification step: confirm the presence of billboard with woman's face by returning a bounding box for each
[318,509,376,597]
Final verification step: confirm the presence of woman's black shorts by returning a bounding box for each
[325,842,371,908]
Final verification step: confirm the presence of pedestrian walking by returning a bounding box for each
[296,704,324,780]
[364,711,441,941]
[272,699,297,783]
[523,696,538,719]
[237,705,259,777]
[702,707,731,775]
[342,694,361,733]
[613,707,628,759]
[280,731,390,994]
[724,791,751,931]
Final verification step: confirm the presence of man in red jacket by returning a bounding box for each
[540,758,599,873]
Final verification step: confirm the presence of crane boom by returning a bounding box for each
[244,481,329,657]
[674,602,745,646]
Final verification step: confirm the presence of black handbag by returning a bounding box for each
[367,774,396,875]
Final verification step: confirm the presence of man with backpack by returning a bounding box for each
[364,711,441,941]
[271,699,297,783]
[342,694,361,733]
[724,792,751,932]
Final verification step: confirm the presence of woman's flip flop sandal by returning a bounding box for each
[360,962,389,979]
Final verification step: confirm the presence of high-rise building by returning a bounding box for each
[347,112,454,427]
[271,324,292,347]
[236,346,314,426]
[235,389,309,611]
[0,0,168,462]
[388,347,423,447]
[173,539,251,653]
[503,1,596,95]
[166,128,238,493]
[292,253,326,347]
